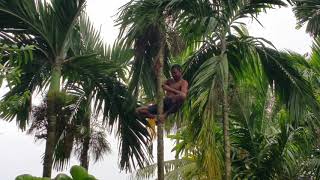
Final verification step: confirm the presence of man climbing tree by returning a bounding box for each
[136,64,188,123]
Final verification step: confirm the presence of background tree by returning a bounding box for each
[118,0,320,179]
[117,0,186,179]
[293,0,320,37]
[0,0,151,177]
[0,0,88,176]
[156,0,319,178]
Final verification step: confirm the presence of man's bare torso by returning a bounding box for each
[165,79,186,97]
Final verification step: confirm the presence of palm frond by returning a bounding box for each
[0,0,55,56]
[116,0,177,99]
[64,13,153,172]
[0,0,86,58]
[257,47,320,123]
[132,158,195,180]
[28,95,77,171]
[293,0,320,36]
[0,53,50,129]
[231,82,313,179]
[64,57,152,172]
[88,130,111,162]
[310,36,320,74]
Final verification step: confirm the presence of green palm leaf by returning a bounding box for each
[293,0,320,36]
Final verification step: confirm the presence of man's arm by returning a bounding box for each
[162,80,188,98]
[180,80,188,98]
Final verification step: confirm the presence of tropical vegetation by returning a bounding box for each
[1,0,320,180]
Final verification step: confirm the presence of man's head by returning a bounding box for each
[170,64,183,81]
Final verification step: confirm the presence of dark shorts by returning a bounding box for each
[147,97,183,115]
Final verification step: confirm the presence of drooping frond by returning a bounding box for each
[64,52,152,172]
[116,0,176,99]
[310,36,320,74]
[229,63,315,179]
[28,94,77,171]
[63,13,153,171]
[256,47,320,123]
[0,51,49,129]
[293,0,320,36]
[132,158,196,180]
[0,0,86,59]
[167,0,287,45]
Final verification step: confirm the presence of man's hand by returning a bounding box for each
[162,84,170,91]
[162,84,186,98]
[178,92,186,98]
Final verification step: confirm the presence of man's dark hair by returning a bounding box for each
[171,64,182,72]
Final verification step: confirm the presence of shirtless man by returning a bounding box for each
[136,64,188,123]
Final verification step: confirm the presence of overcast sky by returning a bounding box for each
[0,1,314,180]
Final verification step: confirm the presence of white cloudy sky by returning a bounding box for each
[0,1,313,180]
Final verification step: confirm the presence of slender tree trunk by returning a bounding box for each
[43,61,61,177]
[222,84,231,180]
[80,94,92,170]
[221,34,231,180]
[80,119,90,170]
[156,33,165,180]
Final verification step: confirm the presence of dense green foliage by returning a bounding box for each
[1,0,320,179]
[0,0,151,178]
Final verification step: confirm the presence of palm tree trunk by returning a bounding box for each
[156,33,165,180]
[221,34,231,180]
[80,94,92,170]
[222,84,231,180]
[80,120,90,170]
[43,62,61,177]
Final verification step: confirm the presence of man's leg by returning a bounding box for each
[170,94,185,103]
[158,98,183,123]
[136,100,182,124]
[136,105,157,119]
